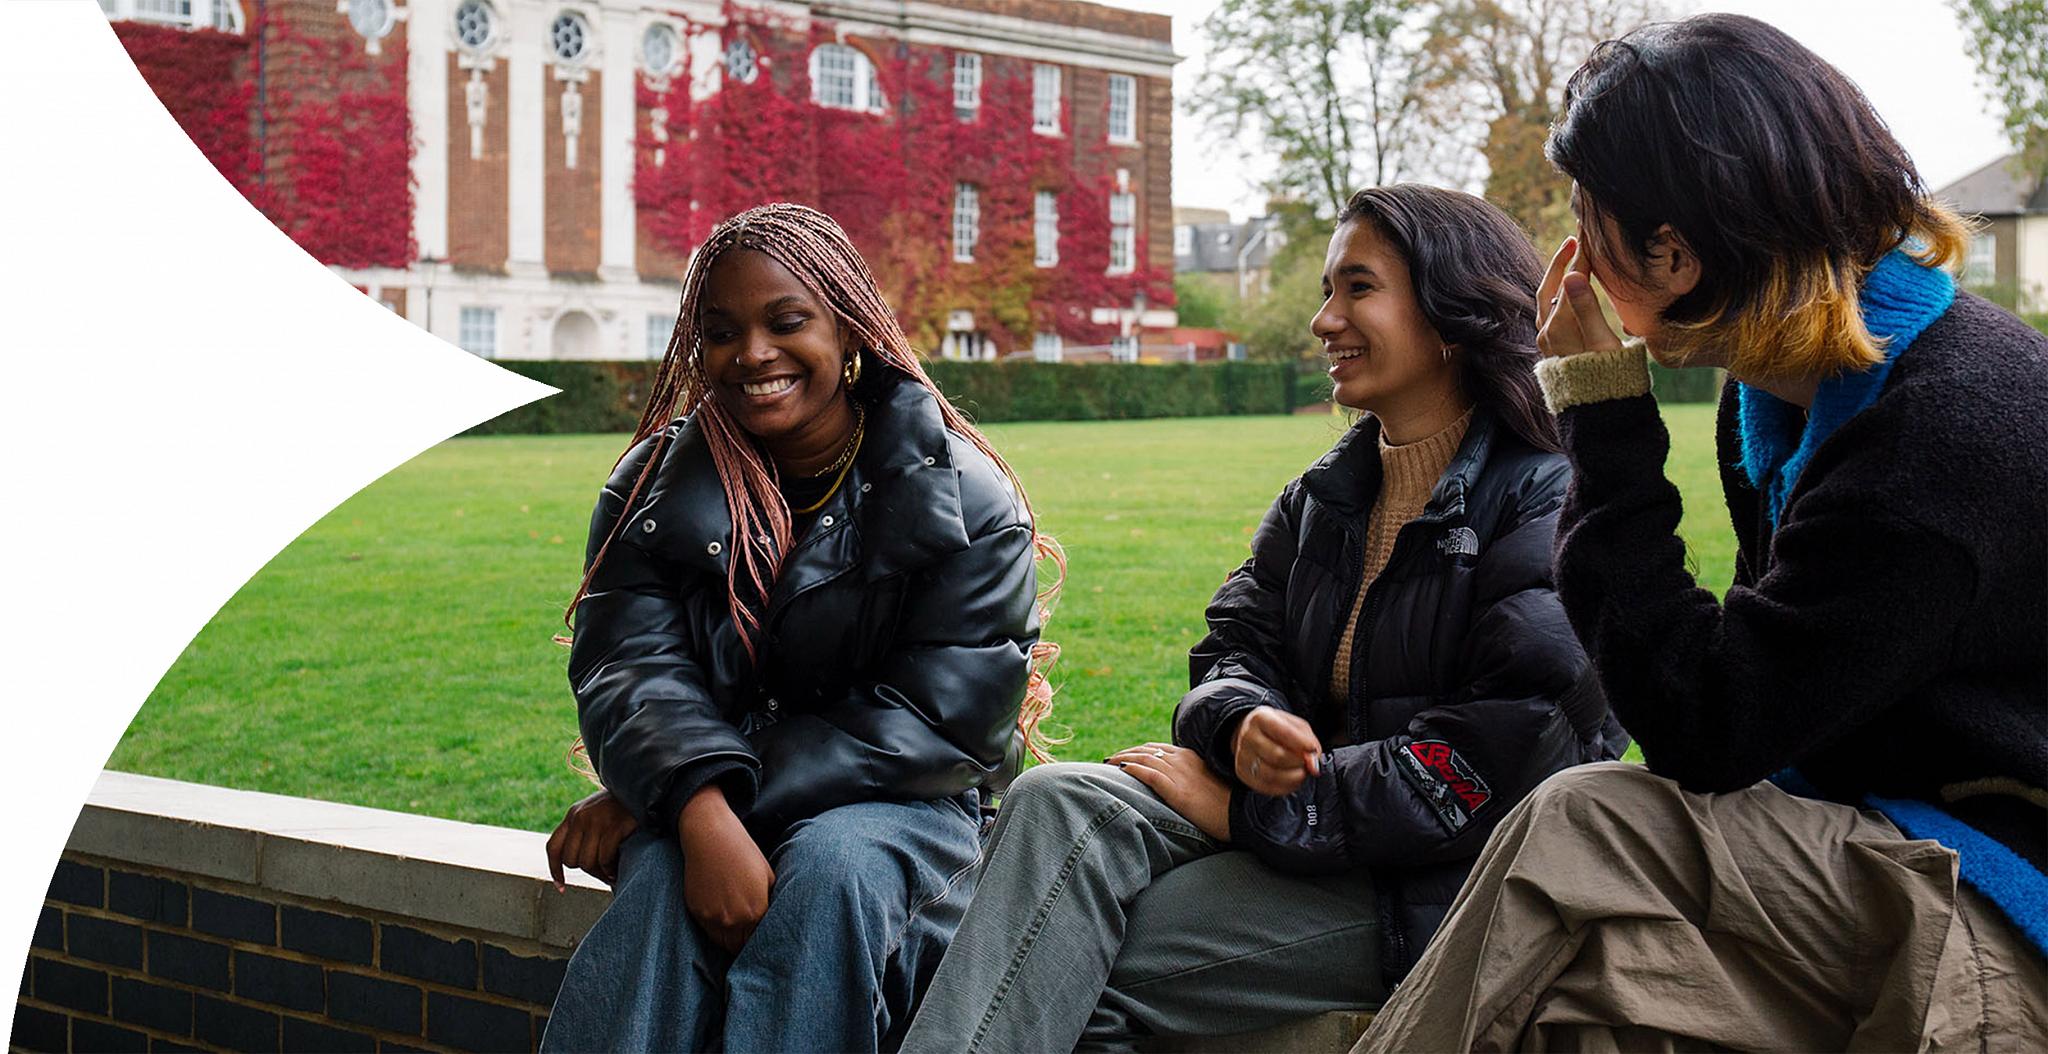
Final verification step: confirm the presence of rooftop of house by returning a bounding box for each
[1937,153,2048,217]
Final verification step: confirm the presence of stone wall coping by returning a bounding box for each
[72,770,610,948]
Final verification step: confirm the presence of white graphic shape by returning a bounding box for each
[0,6,556,1020]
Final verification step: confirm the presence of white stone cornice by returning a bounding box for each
[811,0,1180,77]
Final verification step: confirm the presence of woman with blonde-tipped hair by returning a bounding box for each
[1356,13,2047,1051]
[535,202,1060,1053]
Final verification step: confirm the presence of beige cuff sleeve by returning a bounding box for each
[1535,344,1652,413]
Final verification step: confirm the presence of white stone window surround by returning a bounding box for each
[459,306,500,358]
[1107,72,1136,144]
[1111,333,1138,362]
[1032,63,1061,135]
[453,0,499,53]
[342,0,394,42]
[723,34,760,85]
[953,51,981,120]
[810,43,886,113]
[1033,331,1063,362]
[1034,190,1059,268]
[103,0,244,33]
[953,183,981,264]
[641,22,683,80]
[549,9,594,67]
[1108,180,1136,275]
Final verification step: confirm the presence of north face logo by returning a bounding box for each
[1437,527,1480,558]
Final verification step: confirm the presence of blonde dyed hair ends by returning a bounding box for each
[1648,201,1971,379]
[564,203,1067,770]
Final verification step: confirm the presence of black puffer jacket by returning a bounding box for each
[569,371,1038,843]
[1174,409,1627,987]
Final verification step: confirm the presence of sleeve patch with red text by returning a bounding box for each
[1397,740,1492,832]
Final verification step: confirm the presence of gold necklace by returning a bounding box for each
[790,406,864,516]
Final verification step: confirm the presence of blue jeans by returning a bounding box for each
[541,794,981,1053]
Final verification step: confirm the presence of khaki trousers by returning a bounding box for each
[1353,762,2048,1053]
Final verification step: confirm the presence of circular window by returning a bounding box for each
[453,0,495,50]
[348,0,392,40]
[550,12,590,64]
[724,36,759,84]
[641,24,679,77]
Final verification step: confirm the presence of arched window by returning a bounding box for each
[809,43,884,113]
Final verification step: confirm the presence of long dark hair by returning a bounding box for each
[1545,13,1968,376]
[1337,184,1560,453]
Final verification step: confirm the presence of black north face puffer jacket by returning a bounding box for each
[1174,408,1628,987]
[569,370,1038,844]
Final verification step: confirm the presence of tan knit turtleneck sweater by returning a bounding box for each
[1327,409,1472,706]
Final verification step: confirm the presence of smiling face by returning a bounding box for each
[697,248,856,461]
[1312,219,1460,424]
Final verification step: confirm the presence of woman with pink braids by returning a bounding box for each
[538,203,1057,1054]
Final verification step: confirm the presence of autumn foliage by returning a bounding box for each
[636,5,1171,354]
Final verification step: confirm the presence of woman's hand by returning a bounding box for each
[1536,236,1625,359]
[1108,743,1233,842]
[545,789,639,891]
[1231,705,1324,796]
[676,784,776,955]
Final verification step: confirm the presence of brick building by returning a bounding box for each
[104,0,1181,362]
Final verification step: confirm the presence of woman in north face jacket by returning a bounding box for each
[902,185,1628,1053]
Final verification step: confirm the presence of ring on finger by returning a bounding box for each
[1151,749,1168,759]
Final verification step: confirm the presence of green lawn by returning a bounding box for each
[111,405,1730,831]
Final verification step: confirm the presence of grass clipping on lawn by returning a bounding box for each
[112,407,1728,830]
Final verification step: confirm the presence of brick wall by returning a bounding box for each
[447,56,510,273]
[543,71,602,276]
[12,774,606,1054]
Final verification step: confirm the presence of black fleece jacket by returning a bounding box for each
[1549,292,2047,866]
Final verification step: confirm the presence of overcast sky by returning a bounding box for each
[1117,0,2012,222]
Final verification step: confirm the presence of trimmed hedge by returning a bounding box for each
[464,361,659,435]
[464,360,1301,434]
[921,361,1298,422]
[1648,362,1726,404]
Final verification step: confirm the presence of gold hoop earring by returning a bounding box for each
[844,351,863,388]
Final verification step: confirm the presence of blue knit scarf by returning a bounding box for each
[1746,253,2048,957]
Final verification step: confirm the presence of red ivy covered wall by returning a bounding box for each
[113,9,414,271]
[635,4,1171,355]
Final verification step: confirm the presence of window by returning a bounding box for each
[1216,231,1233,247]
[1034,191,1059,268]
[1111,334,1138,362]
[811,44,884,112]
[1033,332,1063,363]
[550,12,591,65]
[133,0,192,24]
[953,184,980,263]
[454,0,496,51]
[1173,225,1191,257]
[1032,64,1061,134]
[1107,74,1136,143]
[1108,191,1136,275]
[346,0,392,41]
[109,0,241,30]
[954,53,981,121]
[1964,233,1997,286]
[459,307,499,358]
[724,36,758,84]
[642,24,680,77]
[647,313,677,360]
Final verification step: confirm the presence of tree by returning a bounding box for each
[1224,202,1335,362]
[1421,0,1665,245]
[1954,0,2048,177]
[1189,0,1438,218]
[1173,273,1230,329]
